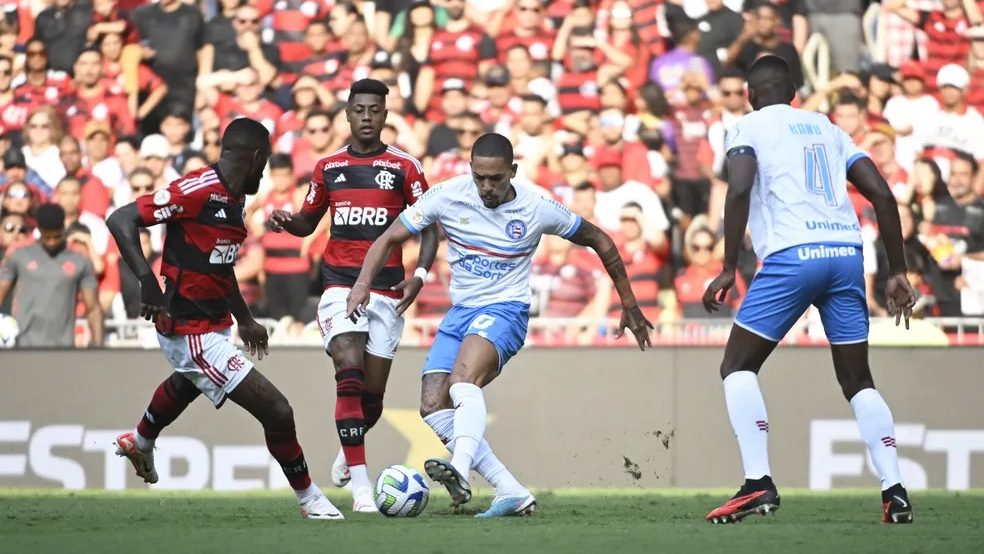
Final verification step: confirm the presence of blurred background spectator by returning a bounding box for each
[0,0,981,349]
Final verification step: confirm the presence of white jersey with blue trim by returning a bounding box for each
[724,104,867,260]
[400,174,582,307]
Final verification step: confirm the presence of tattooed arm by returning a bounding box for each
[568,219,653,350]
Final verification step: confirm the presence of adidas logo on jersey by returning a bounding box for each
[215,209,227,219]
[334,174,346,183]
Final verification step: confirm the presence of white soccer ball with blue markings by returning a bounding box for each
[374,465,429,517]
[0,314,18,349]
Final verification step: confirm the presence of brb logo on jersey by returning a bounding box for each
[505,219,527,240]
[209,243,241,264]
[375,169,395,190]
[334,206,389,226]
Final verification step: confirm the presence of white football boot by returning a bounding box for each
[352,485,378,513]
[115,432,158,484]
[331,448,351,488]
[299,491,344,520]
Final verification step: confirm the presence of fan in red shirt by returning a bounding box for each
[267,79,439,513]
[290,109,339,181]
[96,30,169,123]
[428,111,483,184]
[315,18,377,99]
[413,0,497,120]
[492,0,556,62]
[278,18,338,88]
[675,227,746,318]
[106,117,344,520]
[254,0,334,70]
[208,68,284,137]
[608,203,667,323]
[889,0,984,91]
[13,39,71,110]
[59,47,136,141]
[0,54,31,138]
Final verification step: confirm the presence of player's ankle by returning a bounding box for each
[744,475,775,490]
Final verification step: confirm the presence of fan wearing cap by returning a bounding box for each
[428,111,485,183]
[479,65,520,133]
[883,60,940,171]
[922,64,984,165]
[412,0,497,121]
[0,147,51,201]
[888,0,983,91]
[138,133,181,191]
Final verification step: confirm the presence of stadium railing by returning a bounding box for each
[87,316,984,349]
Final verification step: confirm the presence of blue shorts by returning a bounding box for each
[735,243,868,344]
[422,301,530,374]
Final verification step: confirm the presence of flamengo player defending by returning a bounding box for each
[267,79,439,512]
[701,56,916,524]
[346,133,653,517]
[107,118,342,520]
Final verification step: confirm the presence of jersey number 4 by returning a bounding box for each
[804,145,837,206]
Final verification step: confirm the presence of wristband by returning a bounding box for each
[413,267,428,281]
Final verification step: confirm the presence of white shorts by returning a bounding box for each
[157,328,254,407]
[316,287,404,359]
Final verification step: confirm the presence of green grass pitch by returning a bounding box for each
[2,488,982,554]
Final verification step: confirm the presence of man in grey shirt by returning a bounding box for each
[805,0,864,73]
[0,203,103,348]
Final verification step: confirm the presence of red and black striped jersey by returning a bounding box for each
[301,144,428,297]
[496,30,555,63]
[255,0,335,64]
[556,69,601,114]
[423,27,497,117]
[259,193,310,275]
[136,166,247,336]
[917,11,971,90]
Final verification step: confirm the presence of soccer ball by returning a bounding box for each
[0,314,18,348]
[374,465,429,517]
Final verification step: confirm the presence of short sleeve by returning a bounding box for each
[402,158,430,206]
[301,159,330,218]
[537,196,581,239]
[78,256,97,291]
[836,127,868,172]
[724,117,755,157]
[399,185,444,234]
[135,177,209,225]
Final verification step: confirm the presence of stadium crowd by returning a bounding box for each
[0,0,982,348]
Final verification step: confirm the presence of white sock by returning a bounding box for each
[850,388,903,490]
[473,448,526,497]
[349,464,371,490]
[723,371,772,479]
[423,409,525,497]
[448,383,486,482]
[134,429,153,452]
[294,482,320,502]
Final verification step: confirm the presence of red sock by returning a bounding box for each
[265,428,312,490]
[335,368,366,466]
[136,377,198,440]
[362,393,384,430]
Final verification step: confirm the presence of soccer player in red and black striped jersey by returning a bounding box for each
[107,118,343,520]
[268,79,439,513]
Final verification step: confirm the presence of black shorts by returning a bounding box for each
[671,177,711,217]
[264,272,313,322]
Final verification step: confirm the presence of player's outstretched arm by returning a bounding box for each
[568,219,653,350]
[107,203,167,321]
[345,218,416,321]
[848,157,915,327]
[228,272,269,360]
[703,151,756,313]
[393,224,440,315]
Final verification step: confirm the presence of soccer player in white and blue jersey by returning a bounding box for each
[702,56,917,525]
[347,133,653,517]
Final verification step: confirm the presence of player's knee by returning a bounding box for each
[838,377,875,402]
[168,373,201,402]
[264,398,295,430]
[419,396,451,418]
[719,362,758,381]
